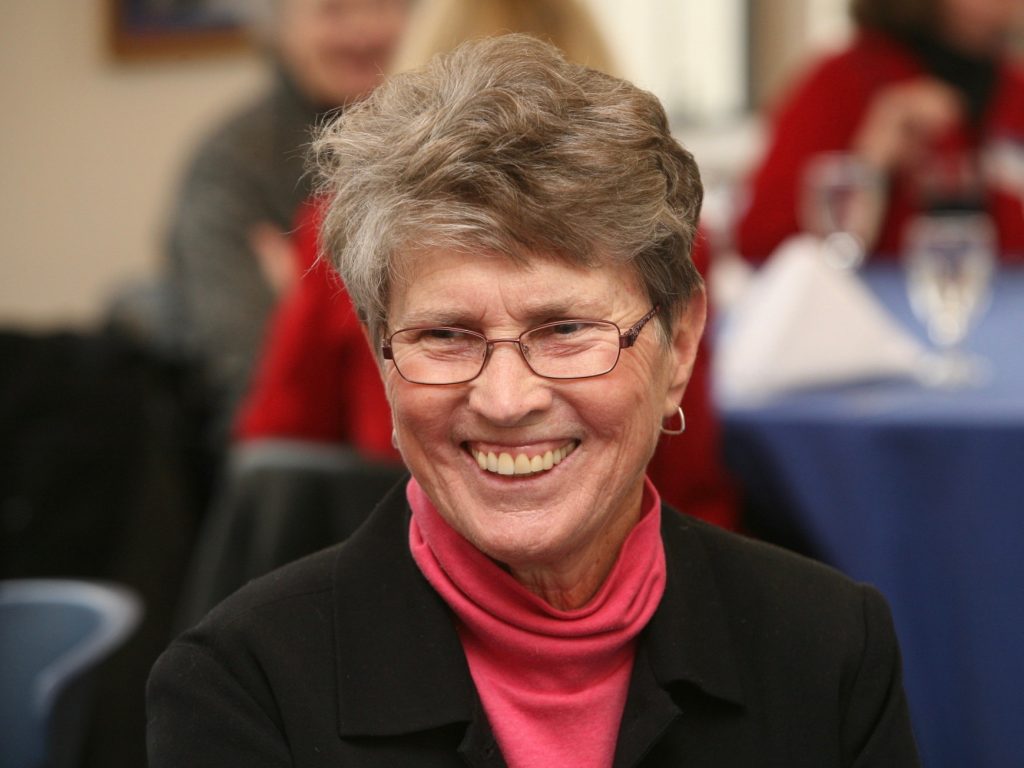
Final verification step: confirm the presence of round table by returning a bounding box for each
[717,265,1024,768]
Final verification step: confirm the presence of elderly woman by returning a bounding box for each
[147,35,919,767]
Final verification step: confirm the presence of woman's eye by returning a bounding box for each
[535,322,605,341]
[548,322,588,336]
[413,329,482,353]
[421,328,464,341]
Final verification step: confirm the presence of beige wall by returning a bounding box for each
[0,1,266,328]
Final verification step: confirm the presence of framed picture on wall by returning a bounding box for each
[106,0,253,60]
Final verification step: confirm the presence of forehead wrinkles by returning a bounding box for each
[388,232,630,292]
[391,253,643,329]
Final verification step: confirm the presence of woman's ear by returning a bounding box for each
[360,323,388,376]
[663,288,707,417]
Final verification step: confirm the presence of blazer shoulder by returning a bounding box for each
[663,508,870,620]
[656,509,919,764]
[193,541,341,638]
[194,477,411,638]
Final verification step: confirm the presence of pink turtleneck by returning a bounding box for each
[407,477,666,768]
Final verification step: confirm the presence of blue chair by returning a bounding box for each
[0,580,142,768]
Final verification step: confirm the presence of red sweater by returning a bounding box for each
[236,202,739,530]
[234,200,398,461]
[736,30,1024,263]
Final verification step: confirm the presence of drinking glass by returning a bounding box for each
[800,152,885,270]
[903,212,996,387]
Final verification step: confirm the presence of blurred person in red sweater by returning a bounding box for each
[735,0,1024,263]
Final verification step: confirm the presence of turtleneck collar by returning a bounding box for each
[407,475,666,768]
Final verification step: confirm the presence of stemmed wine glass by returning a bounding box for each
[903,212,995,387]
[800,152,885,270]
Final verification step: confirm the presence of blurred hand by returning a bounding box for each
[853,79,963,172]
[250,222,299,297]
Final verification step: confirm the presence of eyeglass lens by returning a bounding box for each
[389,321,622,384]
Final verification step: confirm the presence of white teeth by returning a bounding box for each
[497,453,515,475]
[471,442,577,477]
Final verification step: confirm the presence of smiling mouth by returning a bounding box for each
[468,441,578,477]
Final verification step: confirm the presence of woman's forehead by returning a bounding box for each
[388,247,646,321]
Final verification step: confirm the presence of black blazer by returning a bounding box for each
[147,481,920,767]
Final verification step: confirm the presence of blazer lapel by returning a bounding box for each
[646,508,745,703]
[330,480,481,738]
[613,507,746,767]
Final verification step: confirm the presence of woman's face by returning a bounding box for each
[383,249,704,583]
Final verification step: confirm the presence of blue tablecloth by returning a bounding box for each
[717,266,1024,768]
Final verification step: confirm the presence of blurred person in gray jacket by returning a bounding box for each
[160,0,409,443]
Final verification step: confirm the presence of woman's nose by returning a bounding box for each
[466,342,552,426]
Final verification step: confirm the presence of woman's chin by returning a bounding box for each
[425,445,603,568]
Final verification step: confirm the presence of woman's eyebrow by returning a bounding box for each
[397,299,609,329]
[518,301,610,323]
[396,309,484,328]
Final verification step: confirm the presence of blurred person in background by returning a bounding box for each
[735,0,1024,263]
[160,0,410,444]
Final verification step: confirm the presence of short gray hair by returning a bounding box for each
[312,33,703,348]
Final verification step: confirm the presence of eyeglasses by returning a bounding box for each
[382,306,659,385]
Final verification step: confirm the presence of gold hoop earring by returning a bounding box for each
[660,406,686,435]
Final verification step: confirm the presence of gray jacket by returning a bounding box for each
[163,68,323,436]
